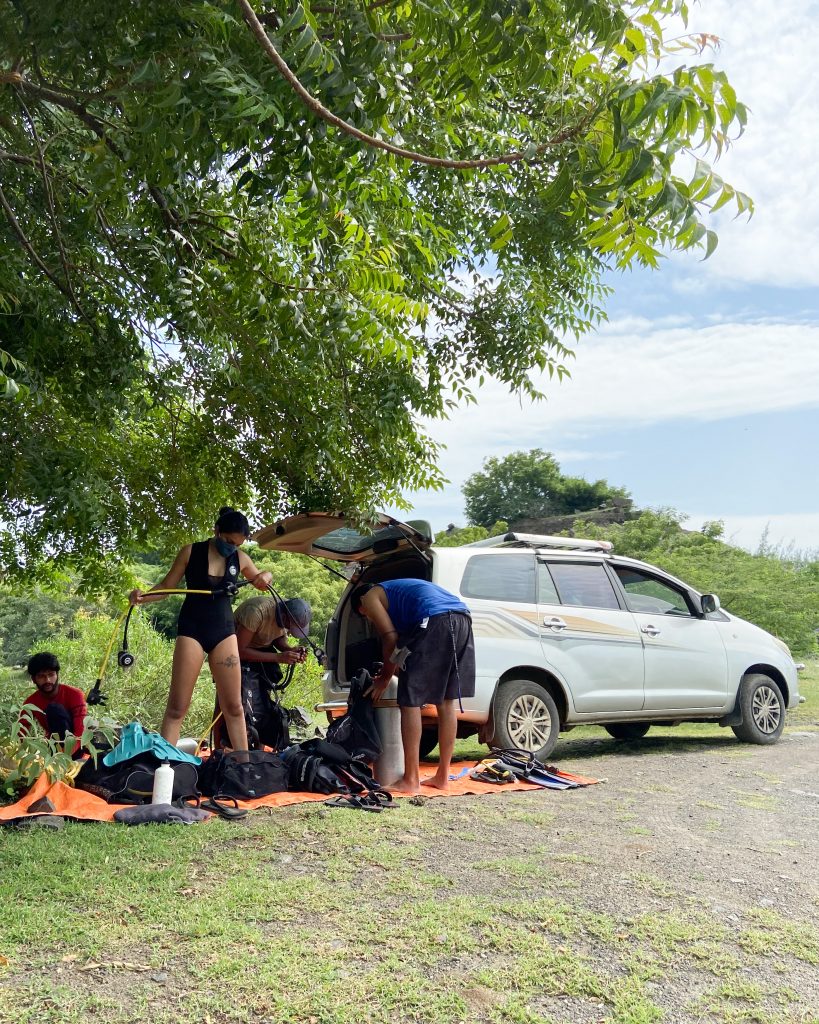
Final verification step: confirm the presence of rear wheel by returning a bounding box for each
[418,727,439,761]
[491,680,560,760]
[604,723,651,741]
[731,673,785,744]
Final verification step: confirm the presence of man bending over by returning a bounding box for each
[351,579,475,794]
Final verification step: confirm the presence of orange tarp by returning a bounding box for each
[0,762,598,824]
[0,772,126,822]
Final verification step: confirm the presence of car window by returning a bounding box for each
[547,563,620,610]
[614,567,693,617]
[537,562,560,604]
[461,553,536,604]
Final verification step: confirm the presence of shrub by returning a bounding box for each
[37,608,218,735]
[0,704,117,798]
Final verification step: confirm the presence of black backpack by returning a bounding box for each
[280,739,383,796]
[197,749,289,799]
[325,668,382,762]
[75,753,199,805]
[214,664,290,751]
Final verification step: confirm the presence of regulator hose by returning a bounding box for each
[87,582,252,706]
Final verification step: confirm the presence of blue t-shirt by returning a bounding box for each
[378,579,469,635]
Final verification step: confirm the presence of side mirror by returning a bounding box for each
[700,593,721,614]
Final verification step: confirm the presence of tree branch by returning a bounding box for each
[0,181,85,316]
[236,0,587,170]
[18,96,83,314]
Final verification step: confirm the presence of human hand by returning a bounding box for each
[365,672,392,702]
[129,589,144,605]
[252,571,273,591]
[278,649,304,665]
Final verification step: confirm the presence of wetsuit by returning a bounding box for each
[176,540,240,653]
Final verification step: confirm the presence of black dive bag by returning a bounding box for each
[280,738,382,796]
[197,749,288,800]
[75,753,199,805]
[325,668,382,762]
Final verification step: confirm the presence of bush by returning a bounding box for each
[0,702,118,798]
[36,608,217,736]
[0,589,102,667]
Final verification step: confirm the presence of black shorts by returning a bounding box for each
[397,611,476,708]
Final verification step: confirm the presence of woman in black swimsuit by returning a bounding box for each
[129,508,273,751]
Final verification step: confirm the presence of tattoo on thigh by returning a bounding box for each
[218,654,239,668]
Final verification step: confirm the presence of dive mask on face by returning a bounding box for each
[214,537,238,557]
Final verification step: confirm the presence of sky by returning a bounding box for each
[389,0,819,554]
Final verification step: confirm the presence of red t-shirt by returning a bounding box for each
[19,683,87,755]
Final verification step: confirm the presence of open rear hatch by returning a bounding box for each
[253,512,433,562]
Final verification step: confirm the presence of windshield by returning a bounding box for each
[314,523,412,555]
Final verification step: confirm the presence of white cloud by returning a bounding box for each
[668,0,819,287]
[420,316,819,485]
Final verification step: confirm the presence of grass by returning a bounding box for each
[0,659,816,1023]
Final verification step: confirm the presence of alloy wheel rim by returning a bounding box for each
[752,686,781,734]
[507,693,553,749]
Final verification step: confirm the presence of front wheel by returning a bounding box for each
[604,723,651,742]
[731,673,785,744]
[491,680,560,760]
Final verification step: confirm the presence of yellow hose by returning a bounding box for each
[92,589,217,692]
[94,608,130,688]
[196,712,222,756]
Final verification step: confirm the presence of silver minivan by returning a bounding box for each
[254,514,801,759]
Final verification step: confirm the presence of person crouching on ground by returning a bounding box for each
[350,579,476,794]
[19,652,87,757]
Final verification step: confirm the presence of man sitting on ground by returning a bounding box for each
[351,579,476,794]
[19,652,87,756]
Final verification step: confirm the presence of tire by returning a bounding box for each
[731,673,785,744]
[604,723,651,742]
[418,727,439,760]
[491,679,560,760]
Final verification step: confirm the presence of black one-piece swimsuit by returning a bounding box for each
[176,540,240,653]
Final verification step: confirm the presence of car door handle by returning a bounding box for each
[641,624,661,637]
[544,617,567,631]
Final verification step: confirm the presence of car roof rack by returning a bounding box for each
[463,532,613,553]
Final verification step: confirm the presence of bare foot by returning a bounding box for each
[390,777,420,795]
[421,775,450,792]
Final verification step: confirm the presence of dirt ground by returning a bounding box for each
[434,727,819,1022]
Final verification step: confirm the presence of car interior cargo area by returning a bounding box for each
[336,554,430,685]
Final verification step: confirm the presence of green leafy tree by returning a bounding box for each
[463,449,630,527]
[0,1,749,588]
[0,588,102,666]
[435,521,509,547]
[573,509,819,657]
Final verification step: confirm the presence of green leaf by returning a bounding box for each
[280,4,307,34]
[572,53,598,77]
